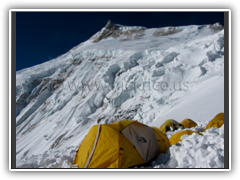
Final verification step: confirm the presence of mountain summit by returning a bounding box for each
[91,20,146,43]
[105,20,120,30]
[92,20,120,43]
[16,22,224,168]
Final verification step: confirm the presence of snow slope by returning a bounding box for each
[15,21,225,168]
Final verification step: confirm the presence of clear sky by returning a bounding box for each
[16,11,224,71]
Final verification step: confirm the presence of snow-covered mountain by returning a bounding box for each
[16,20,225,168]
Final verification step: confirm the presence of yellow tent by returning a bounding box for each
[180,118,198,128]
[169,130,203,145]
[204,113,224,132]
[73,120,170,168]
[160,119,184,133]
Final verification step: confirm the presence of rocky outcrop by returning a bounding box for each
[92,20,146,43]
[153,27,183,37]
[93,20,121,43]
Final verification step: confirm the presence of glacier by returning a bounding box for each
[15,20,225,168]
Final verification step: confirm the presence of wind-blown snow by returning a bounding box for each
[151,125,224,168]
[15,22,224,168]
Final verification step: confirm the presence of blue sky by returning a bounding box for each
[16,11,224,71]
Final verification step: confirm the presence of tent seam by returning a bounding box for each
[84,124,101,168]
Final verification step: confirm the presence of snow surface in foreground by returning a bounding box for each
[151,126,224,168]
[16,125,224,169]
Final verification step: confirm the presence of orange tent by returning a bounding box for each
[180,118,198,128]
[205,113,224,132]
[73,120,170,168]
[169,130,203,145]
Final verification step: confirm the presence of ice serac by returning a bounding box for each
[102,64,121,89]
[16,21,225,168]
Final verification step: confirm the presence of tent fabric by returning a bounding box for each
[205,112,224,132]
[73,120,170,168]
[87,124,120,168]
[151,127,170,153]
[121,122,159,162]
[84,123,101,168]
[160,119,184,133]
[72,124,98,168]
[180,118,198,128]
[169,130,203,145]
